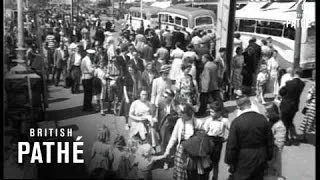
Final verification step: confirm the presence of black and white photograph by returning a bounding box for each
[3,0,316,179]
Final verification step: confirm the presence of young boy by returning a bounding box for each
[256,63,269,104]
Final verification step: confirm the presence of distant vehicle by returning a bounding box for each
[126,6,161,30]
[235,1,315,77]
[158,5,216,34]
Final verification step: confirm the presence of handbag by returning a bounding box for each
[182,119,213,157]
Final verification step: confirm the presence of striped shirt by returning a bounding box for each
[46,35,56,50]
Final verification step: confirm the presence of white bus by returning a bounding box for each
[126,6,161,31]
[235,1,315,77]
[158,5,216,34]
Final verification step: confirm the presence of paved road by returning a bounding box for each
[45,78,315,180]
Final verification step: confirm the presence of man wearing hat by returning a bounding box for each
[81,49,96,111]
[151,65,172,107]
[225,95,273,180]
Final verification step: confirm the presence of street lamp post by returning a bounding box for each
[10,0,28,73]
[293,0,303,73]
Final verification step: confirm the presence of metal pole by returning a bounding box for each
[293,0,303,72]
[140,0,143,19]
[226,0,236,100]
[112,0,115,21]
[71,0,73,24]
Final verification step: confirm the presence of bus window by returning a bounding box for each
[257,21,283,37]
[175,17,182,26]
[160,14,168,22]
[283,24,295,40]
[269,22,284,36]
[256,21,269,34]
[169,15,174,24]
[307,24,315,43]
[151,14,158,19]
[195,16,213,26]
[239,19,256,33]
[182,19,188,27]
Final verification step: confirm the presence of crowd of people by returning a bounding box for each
[4,9,316,180]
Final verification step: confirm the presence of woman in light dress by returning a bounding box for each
[169,42,185,84]
[129,89,156,142]
[267,50,280,98]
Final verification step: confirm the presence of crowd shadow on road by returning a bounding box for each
[48,98,70,104]
[47,106,96,121]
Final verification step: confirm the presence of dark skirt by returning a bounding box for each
[92,77,102,95]
[209,136,224,166]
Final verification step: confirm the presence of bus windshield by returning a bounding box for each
[195,16,213,26]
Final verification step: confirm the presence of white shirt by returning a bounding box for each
[74,53,82,66]
[280,73,293,88]
[203,117,230,140]
[81,56,95,79]
[267,57,279,78]
[191,36,202,46]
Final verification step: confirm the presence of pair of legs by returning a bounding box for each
[82,79,93,111]
[54,65,67,86]
[71,66,81,93]
[256,84,267,104]
[282,111,299,145]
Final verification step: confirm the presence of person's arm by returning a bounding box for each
[123,85,130,103]
[224,120,239,166]
[91,143,96,159]
[163,119,181,156]
[266,121,274,161]
[150,79,157,105]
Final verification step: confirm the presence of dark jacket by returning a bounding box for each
[54,47,68,69]
[225,111,274,179]
[200,61,219,92]
[129,58,145,73]
[141,70,159,91]
[279,77,305,113]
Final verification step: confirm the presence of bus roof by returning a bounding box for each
[129,6,161,14]
[159,6,216,19]
[236,2,315,23]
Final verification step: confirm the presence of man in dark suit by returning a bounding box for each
[225,96,274,180]
[155,89,178,169]
[129,51,145,74]
[172,27,185,49]
[198,54,222,116]
[141,62,159,92]
[279,68,305,146]
[53,42,69,87]
[94,26,105,45]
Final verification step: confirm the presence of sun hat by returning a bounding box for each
[159,64,171,73]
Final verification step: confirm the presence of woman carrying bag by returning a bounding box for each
[154,103,212,180]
